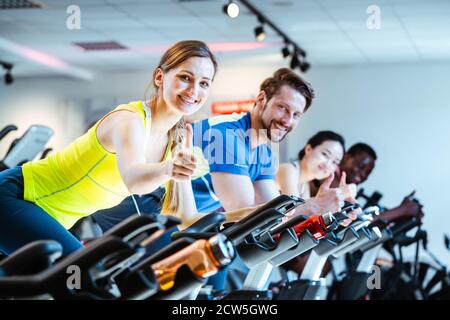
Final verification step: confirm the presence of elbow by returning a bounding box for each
[123,177,144,196]
[126,183,142,196]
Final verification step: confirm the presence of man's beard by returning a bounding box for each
[261,118,292,142]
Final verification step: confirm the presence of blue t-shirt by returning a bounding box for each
[191,112,277,213]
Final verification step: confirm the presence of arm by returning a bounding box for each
[181,203,266,229]
[287,173,344,218]
[372,195,423,223]
[98,110,171,195]
[98,111,195,195]
[173,180,200,230]
[210,172,255,211]
[254,179,282,205]
[276,163,300,197]
[275,164,325,217]
[160,123,199,227]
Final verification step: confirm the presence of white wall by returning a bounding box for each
[0,88,84,159]
[286,62,450,264]
[1,60,449,265]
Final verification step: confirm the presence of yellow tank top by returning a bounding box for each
[22,100,164,229]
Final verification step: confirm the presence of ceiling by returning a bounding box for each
[1,0,450,79]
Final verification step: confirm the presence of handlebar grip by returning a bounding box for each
[390,217,421,236]
[178,212,225,234]
[0,125,17,141]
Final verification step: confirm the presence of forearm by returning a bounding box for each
[224,204,265,222]
[221,196,256,211]
[172,180,200,230]
[254,180,282,206]
[290,199,325,217]
[373,206,402,223]
[123,161,170,195]
[181,204,264,230]
[224,200,316,225]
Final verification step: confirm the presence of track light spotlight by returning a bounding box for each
[290,54,300,69]
[223,1,240,19]
[1,61,14,85]
[281,45,290,58]
[299,61,311,73]
[298,48,307,58]
[4,71,13,85]
[226,0,310,71]
[254,25,265,42]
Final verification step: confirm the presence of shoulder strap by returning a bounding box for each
[142,100,151,148]
[290,159,299,168]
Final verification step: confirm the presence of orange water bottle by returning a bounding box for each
[151,234,234,291]
[292,212,334,240]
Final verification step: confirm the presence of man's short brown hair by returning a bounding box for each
[260,68,315,111]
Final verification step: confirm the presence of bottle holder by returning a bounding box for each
[237,227,299,269]
[270,214,309,235]
[112,263,158,300]
[314,227,360,257]
[330,226,375,258]
[222,208,284,245]
[270,230,319,266]
[358,228,392,252]
[329,201,362,234]
[102,214,174,246]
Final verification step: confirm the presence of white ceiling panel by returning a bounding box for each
[0,0,449,78]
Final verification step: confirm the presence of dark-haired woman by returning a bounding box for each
[277,130,356,200]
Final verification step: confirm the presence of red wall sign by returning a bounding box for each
[211,99,256,115]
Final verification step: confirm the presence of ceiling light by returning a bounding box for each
[223,1,240,18]
[1,61,14,85]
[4,71,13,85]
[254,25,265,42]
[299,61,311,73]
[290,54,299,69]
[281,45,290,58]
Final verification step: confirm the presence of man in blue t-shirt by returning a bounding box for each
[191,112,277,213]
[189,68,344,217]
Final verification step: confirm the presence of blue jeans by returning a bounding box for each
[92,190,179,256]
[0,167,83,256]
[92,189,165,232]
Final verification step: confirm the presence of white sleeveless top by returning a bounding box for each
[290,160,311,200]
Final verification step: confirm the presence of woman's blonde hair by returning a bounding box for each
[144,40,217,214]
